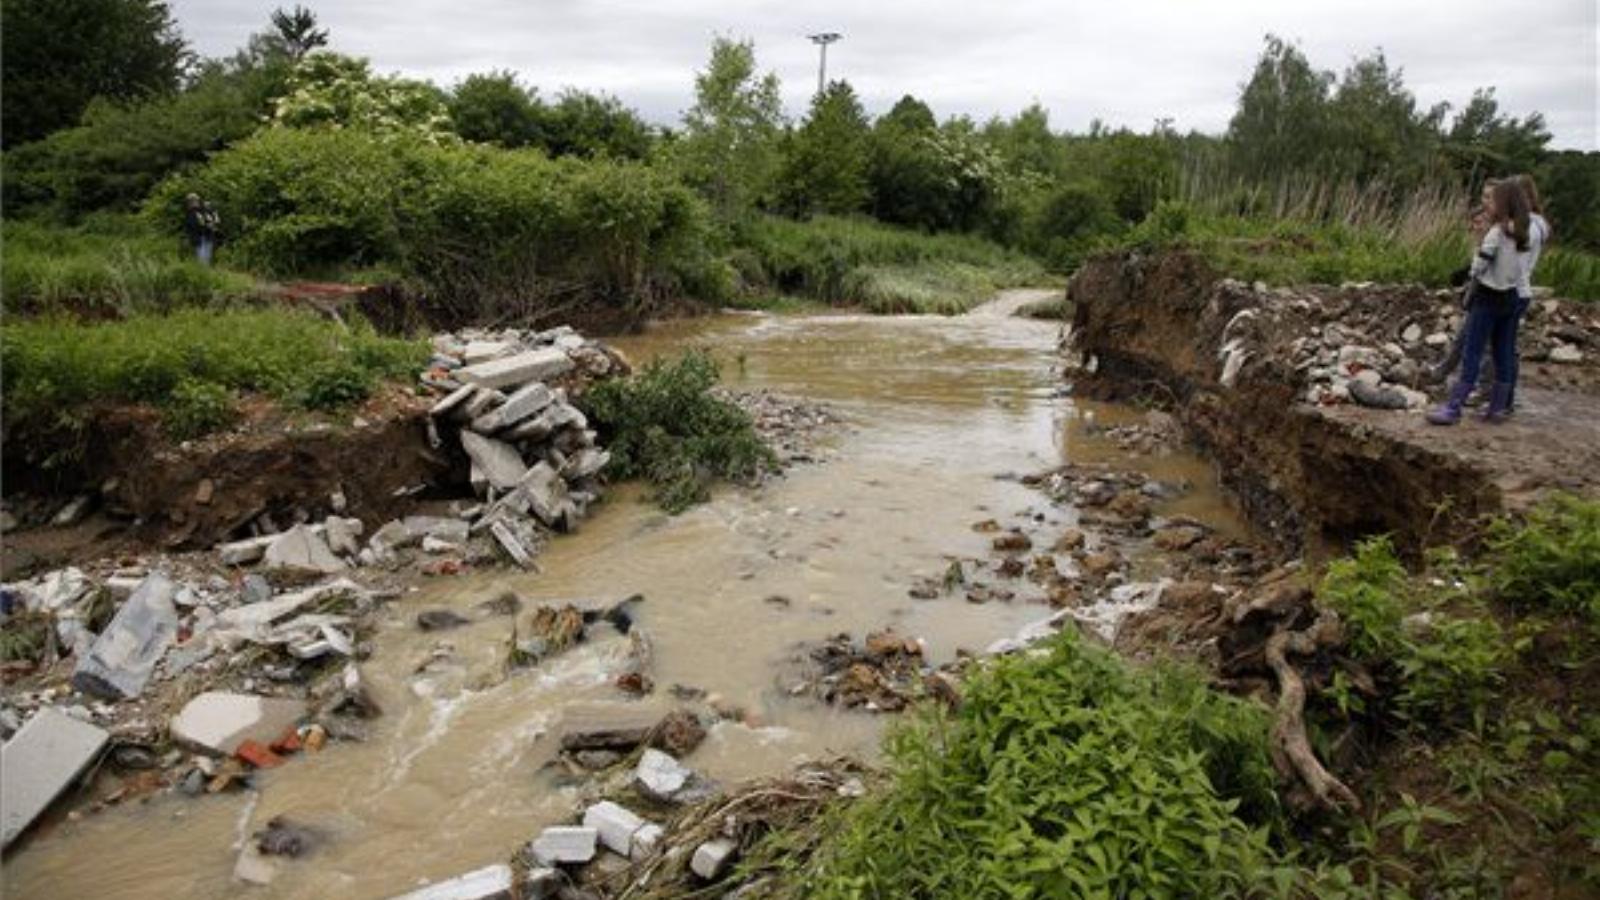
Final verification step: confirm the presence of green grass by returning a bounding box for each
[1,308,426,453]
[1539,247,1600,302]
[735,214,1048,314]
[2,217,257,316]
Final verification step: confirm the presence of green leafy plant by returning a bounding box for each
[163,378,237,438]
[578,351,774,513]
[800,632,1291,898]
[1485,494,1600,621]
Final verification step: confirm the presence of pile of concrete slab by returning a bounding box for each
[420,326,625,568]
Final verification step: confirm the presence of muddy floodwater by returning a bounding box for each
[6,302,1245,899]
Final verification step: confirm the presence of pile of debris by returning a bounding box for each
[417,325,630,568]
[780,629,960,713]
[1205,279,1600,410]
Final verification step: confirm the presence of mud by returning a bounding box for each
[1067,250,1600,554]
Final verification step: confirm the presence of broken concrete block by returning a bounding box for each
[630,822,664,860]
[387,862,515,900]
[514,462,572,528]
[405,516,470,545]
[171,692,307,755]
[459,432,528,493]
[583,800,645,856]
[469,382,553,434]
[1,707,110,847]
[458,387,505,422]
[562,448,611,482]
[263,524,348,574]
[52,494,93,527]
[219,533,280,566]
[691,837,737,880]
[489,520,536,570]
[529,825,598,867]
[456,348,574,391]
[634,749,692,802]
[558,705,660,752]
[72,571,179,699]
[462,340,514,365]
[323,516,364,557]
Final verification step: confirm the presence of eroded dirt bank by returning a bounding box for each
[1066,250,1600,554]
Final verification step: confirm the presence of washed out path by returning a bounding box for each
[7,291,1244,899]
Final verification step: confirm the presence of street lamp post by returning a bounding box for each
[807,32,841,96]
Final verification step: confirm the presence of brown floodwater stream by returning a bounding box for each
[4,298,1245,899]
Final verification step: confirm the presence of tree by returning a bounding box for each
[867,95,945,228]
[1,0,190,147]
[272,52,455,143]
[778,80,870,216]
[541,90,653,160]
[1226,35,1334,180]
[1322,50,1447,187]
[449,71,542,146]
[1538,151,1600,252]
[675,37,784,224]
[270,5,329,61]
[1444,88,1552,187]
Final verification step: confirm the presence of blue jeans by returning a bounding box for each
[1458,285,1518,391]
[195,236,215,266]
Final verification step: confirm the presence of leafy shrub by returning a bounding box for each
[1539,248,1600,303]
[146,128,719,319]
[1,218,256,315]
[163,379,237,438]
[1486,494,1600,620]
[1319,536,1409,659]
[804,632,1289,897]
[271,52,455,143]
[578,351,773,513]
[298,362,373,410]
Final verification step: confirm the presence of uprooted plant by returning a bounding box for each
[578,350,775,513]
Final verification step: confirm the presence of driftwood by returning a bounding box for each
[1265,610,1360,812]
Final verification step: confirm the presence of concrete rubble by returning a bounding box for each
[71,571,179,700]
[170,692,307,755]
[387,863,530,900]
[1,707,110,847]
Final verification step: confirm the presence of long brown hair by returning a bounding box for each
[1513,173,1551,240]
[1491,180,1532,252]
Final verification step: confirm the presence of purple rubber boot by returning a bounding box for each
[1426,381,1471,426]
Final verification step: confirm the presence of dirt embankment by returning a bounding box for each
[1066,250,1600,554]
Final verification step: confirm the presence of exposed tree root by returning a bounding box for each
[1265,611,1360,812]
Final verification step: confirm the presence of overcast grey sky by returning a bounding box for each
[173,0,1598,149]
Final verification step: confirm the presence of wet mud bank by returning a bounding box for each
[1066,250,1600,554]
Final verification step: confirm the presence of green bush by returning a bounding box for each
[1,218,256,315]
[146,128,721,318]
[1487,494,1600,621]
[1319,536,1409,660]
[163,379,238,438]
[577,351,773,513]
[804,632,1289,897]
[1,309,426,456]
[1539,248,1600,303]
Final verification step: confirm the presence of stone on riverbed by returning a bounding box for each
[558,705,660,752]
[584,800,647,856]
[691,838,738,880]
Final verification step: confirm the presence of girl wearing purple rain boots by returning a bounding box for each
[1428,180,1532,426]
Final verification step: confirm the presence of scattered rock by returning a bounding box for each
[583,800,646,856]
[255,815,321,857]
[634,748,693,802]
[387,863,519,900]
[992,531,1032,552]
[263,525,348,575]
[691,838,737,881]
[417,609,471,632]
[529,826,598,867]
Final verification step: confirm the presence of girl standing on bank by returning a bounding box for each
[1427,180,1532,425]
[1504,173,1551,414]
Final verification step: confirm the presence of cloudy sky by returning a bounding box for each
[172,0,1597,149]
